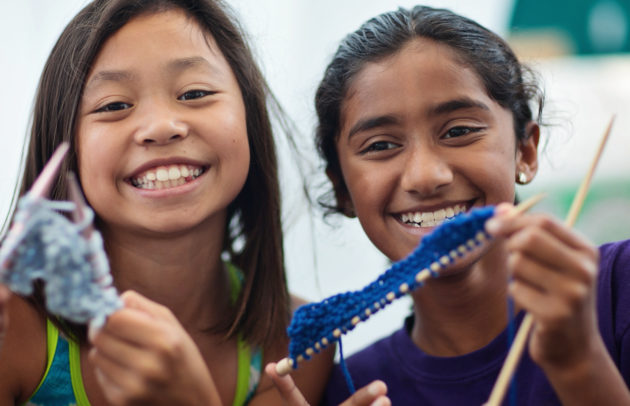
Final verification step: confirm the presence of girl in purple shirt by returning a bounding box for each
[267,5,630,406]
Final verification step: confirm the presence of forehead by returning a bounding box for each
[340,38,492,125]
[87,8,224,79]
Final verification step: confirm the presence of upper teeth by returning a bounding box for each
[130,164,203,189]
[400,204,466,227]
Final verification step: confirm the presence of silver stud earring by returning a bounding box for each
[517,172,528,184]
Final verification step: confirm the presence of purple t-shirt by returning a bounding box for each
[324,240,630,405]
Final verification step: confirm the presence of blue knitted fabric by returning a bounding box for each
[287,206,495,368]
[0,193,122,328]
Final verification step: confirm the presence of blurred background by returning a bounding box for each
[1,0,629,356]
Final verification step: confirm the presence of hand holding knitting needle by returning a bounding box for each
[487,203,600,368]
[265,362,390,406]
[0,142,122,328]
[0,142,69,353]
[485,116,630,405]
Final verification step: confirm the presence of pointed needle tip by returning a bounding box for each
[29,142,71,199]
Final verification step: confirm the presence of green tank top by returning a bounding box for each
[24,263,262,406]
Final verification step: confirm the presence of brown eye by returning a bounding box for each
[363,141,398,153]
[443,126,482,139]
[96,102,132,113]
[178,89,214,101]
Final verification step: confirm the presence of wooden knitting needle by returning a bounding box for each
[0,143,70,269]
[275,194,547,377]
[29,142,70,199]
[486,116,615,406]
[67,172,94,239]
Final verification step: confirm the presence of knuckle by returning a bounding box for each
[565,284,588,308]
[156,331,185,360]
[520,228,540,246]
[506,252,526,274]
[585,243,599,259]
[530,214,554,230]
[576,258,598,285]
[509,228,539,251]
[106,391,125,406]
[125,377,152,404]
[139,362,169,386]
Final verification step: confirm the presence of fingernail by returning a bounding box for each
[485,218,499,234]
[368,381,383,396]
[370,398,387,406]
[88,324,100,342]
[495,203,514,214]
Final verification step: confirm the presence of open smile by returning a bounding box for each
[395,202,474,228]
[128,164,207,190]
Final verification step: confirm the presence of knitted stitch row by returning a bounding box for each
[286,206,495,369]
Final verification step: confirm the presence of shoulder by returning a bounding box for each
[599,239,630,272]
[597,239,630,304]
[0,293,47,404]
[596,239,630,368]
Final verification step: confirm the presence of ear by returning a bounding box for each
[515,121,540,184]
[325,167,355,218]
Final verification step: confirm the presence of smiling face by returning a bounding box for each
[76,9,249,238]
[334,38,537,262]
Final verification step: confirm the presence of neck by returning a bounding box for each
[409,242,513,356]
[101,217,230,330]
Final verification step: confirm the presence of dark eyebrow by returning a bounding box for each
[431,98,490,115]
[85,70,136,90]
[347,115,400,140]
[166,56,216,73]
[85,57,218,91]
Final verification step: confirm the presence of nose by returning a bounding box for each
[133,102,189,146]
[400,143,453,196]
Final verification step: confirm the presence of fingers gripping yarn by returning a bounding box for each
[0,193,122,329]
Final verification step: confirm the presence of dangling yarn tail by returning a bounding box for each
[338,338,356,395]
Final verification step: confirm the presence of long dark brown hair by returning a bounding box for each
[6,0,289,348]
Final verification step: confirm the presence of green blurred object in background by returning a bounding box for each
[522,178,630,245]
[510,0,630,55]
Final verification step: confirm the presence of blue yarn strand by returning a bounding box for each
[337,338,356,394]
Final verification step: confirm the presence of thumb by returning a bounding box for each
[120,290,175,321]
[339,380,390,406]
[265,362,309,406]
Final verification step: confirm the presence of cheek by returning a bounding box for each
[75,126,121,200]
[469,147,518,202]
[215,122,250,195]
[76,131,97,184]
[230,136,250,183]
[344,164,394,217]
